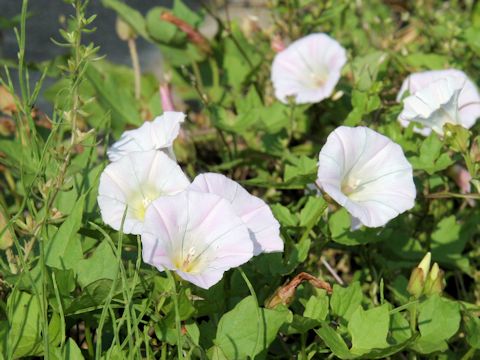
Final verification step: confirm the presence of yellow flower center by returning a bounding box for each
[173,247,203,273]
[341,177,361,196]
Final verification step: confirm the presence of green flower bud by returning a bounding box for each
[115,17,136,41]
[418,252,431,279]
[424,262,445,296]
[407,267,426,298]
[407,252,431,298]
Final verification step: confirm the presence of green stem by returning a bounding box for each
[410,300,418,333]
[166,270,183,360]
[461,347,477,360]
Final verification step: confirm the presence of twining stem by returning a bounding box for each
[166,269,183,360]
[128,37,141,100]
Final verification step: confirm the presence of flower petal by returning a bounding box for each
[189,173,283,255]
[107,111,185,162]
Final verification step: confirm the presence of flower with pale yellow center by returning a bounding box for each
[141,190,255,289]
[97,150,190,235]
[317,126,416,228]
[271,33,346,104]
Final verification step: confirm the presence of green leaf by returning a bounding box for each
[315,324,356,360]
[348,305,390,354]
[65,279,115,315]
[214,296,291,359]
[330,282,363,321]
[303,293,329,321]
[63,338,84,359]
[45,195,85,270]
[328,209,376,246]
[283,236,311,274]
[465,316,480,349]
[270,204,298,227]
[409,134,453,175]
[351,51,388,91]
[403,53,449,70]
[75,241,117,288]
[7,292,43,358]
[85,64,142,128]
[430,216,469,271]
[284,155,318,188]
[208,345,229,360]
[102,0,149,40]
[412,295,461,354]
[284,314,321,334]
[299,196,326,227]
[345,90,382,126]
[173,0,202,27]
[146,7,186,45]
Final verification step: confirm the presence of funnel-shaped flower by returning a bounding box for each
[317,126,416,227]
[397,69,480,136]
[271,33,346,104]
[107,111,185,162]
[189,173,283,255]
[97,150,190,235]
[399,77,462,135]
[141,190,254,289]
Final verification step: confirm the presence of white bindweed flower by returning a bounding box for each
[189,173,283,255]
[397,69,480,136]
[317,126,416,228]
[107,111,185,162]
[141,190,255,289]
[97,150,190,235]
[271,33,347,104]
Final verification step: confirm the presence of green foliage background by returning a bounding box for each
[0,0,479,359]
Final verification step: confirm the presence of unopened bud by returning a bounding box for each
[407,252,431,298]
[418,252,431,279]
[423,262,445,296]
[449,165,472,194]
[270,34,286,53]
[407,268,425,298]
[116,17,136,41]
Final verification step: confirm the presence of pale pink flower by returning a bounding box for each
[317,126,416,228]
[271,33,346,104]
[97,150,190,235]
[141,190,254,289]
[189,173,283,255]
[107,112,185,162]
[397,69,480,136]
